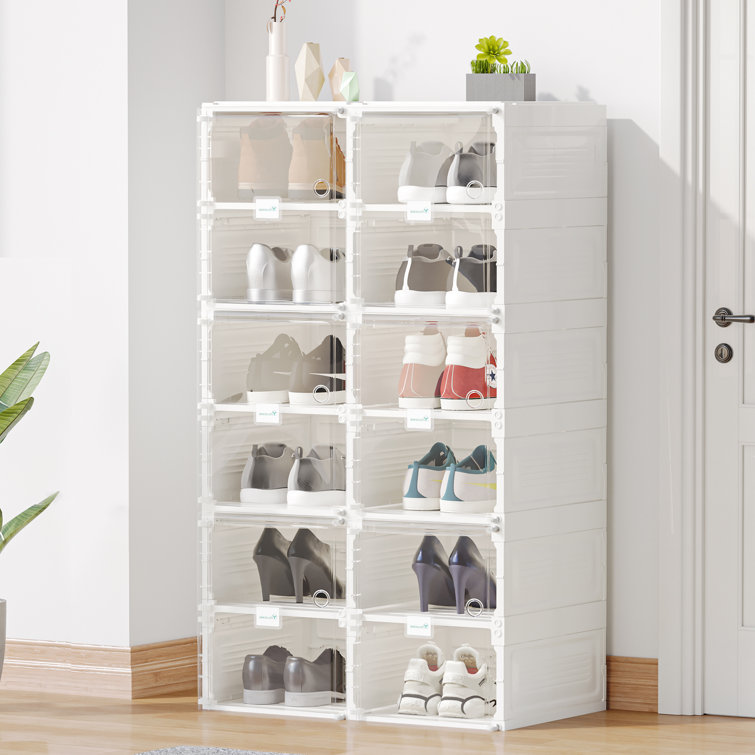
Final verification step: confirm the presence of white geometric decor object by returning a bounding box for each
[295,42,325,101]
[328,57,351,101]
[339,71,360,103]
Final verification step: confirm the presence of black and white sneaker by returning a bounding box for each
[446,244,497,309]
[288,336,346,405]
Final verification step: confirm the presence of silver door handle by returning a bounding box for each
[713,307,755,326]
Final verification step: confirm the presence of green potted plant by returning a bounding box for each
[466,36,536,101]
[0,343,58,680]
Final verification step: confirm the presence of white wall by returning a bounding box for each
[127,0,224,645]
[0,0,131,645]
[225,0,661,658]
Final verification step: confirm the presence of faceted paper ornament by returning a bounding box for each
[295,42,325,101]
[339,71,360,103]
[328,57,351,101]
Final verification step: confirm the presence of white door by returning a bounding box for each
[704,0,755,716]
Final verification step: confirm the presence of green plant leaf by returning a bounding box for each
[0,492,58,554]
[0,352,50,410]
[0,344,38,409]
[0,398,34,445]
[475,43,486,52]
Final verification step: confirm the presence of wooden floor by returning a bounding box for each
[1,691,755,754]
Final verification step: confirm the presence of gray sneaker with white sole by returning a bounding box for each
[246,334,302,404]
[287,445,346,507]
[283,648,346,707]
[240,443,296,504]
[242,645,292,705]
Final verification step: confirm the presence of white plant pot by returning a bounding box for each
[0,599,5,681]
[266,19,289,101]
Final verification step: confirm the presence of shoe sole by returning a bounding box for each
[446,186,496,205]
[403,497,440,511]
[445,290,497,309]
[397,185,447,204]
[440,397,496,411]
[287,489,345,507]
[440,498,496,514]
[293,290,343,304]
[243,688,285,705]
[398,396,441,409]
[284,690,341,706]
[289,390,346,405]
[240,487,288,505]
[245,389,290,404]
[394,290,447,307]
[246,288,293,303]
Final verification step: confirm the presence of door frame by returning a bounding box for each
[658,0,709,715]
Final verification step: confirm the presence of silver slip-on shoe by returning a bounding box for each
[246,243,294,303]
[283,648,346,706]
[287,445,346,507]
[246,334,303,404]
[242,645,292,704]
[240,443,296,504]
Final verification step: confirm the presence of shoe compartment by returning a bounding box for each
[355,212,496,308]
[354,623,500,727]
[353,416,497,516]
[209,213,346,303]
[210,520,346,609]
[354,112,495,205]
[354,526,497,620]
[355,320,497,410]
[208,412,345,507]
[205,611,346,717]
[207,319,347,407]
[206,112,346,203]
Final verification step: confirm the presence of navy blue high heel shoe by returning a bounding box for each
[448,536,497,614]
[412,535,456,612]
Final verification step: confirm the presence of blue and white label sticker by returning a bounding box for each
[255,196,280,220]
[406,408,434,431]
[255,404,281,424]
[406,201,432,223]
[256,605,280,628]
[406,615,433,638]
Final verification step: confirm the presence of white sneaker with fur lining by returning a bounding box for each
[437,644,495,718]
[397,643,446,716]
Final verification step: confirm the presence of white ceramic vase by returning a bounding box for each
[266,19,289,101]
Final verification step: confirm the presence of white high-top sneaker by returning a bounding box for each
[437,644,495,719]
[398,326,446,408]
[397,643,446,716]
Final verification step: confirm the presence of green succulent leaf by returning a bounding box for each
[0,398,34,445]
[0,352,50,410]
[0,492,58,554]
[0,344,38,410]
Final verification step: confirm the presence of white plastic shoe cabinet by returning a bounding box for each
[198,101,607,731]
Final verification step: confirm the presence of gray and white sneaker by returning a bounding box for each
[288,335,346,405]
[437,644,495,719]
[394,243,453,307]
[288,445,346,507]
[446,244,498,309]
[246,243,293,303]
[242,645,292,704]
[246,334,302,404]
[397,141,452,204]
[283,648,346,707]
[240,443,296,504]
[446,142,497,205]
[291,245,345,304]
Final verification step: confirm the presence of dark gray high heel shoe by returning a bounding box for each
[253,528,296,601]
[287,528,344,604]
[448,536,497,614]
[412,535,456,612]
